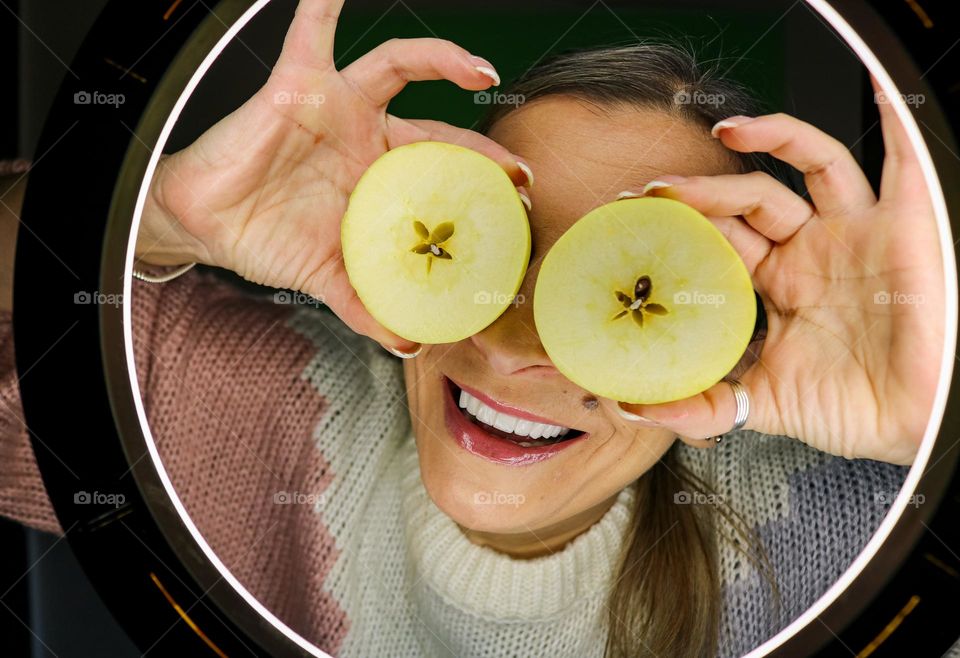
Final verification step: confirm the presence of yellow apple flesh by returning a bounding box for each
[342,142,530,344]
[534,197,756,404]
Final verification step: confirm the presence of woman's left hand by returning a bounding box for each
[617,83,945,465]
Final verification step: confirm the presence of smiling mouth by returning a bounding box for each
[446,378,586,448]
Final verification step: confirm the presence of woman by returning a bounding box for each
[0,0,943,656]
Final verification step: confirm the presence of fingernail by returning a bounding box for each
[382,343,422,359]
[616,190,643,200]
[617,404,660,425]
[472,59,501,86]
[517,161,534,188]
[710,116,756,138]
[518,191,532,211]
[642,177,686,194]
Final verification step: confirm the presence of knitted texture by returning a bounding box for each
[0,270,913,656]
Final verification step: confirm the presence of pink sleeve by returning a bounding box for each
[128,269,350,649]
[0,269,312,537]
[0,308,61,534]
[0,269,351,648]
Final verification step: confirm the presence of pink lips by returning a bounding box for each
[442,376,588,466]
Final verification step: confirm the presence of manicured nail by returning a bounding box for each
[517,161,534,188]
[710,116,756,138]
[616,190,643,200]
[471,58,501,86]
[642,180,676,194]
[382,343,422,359]
[518,191,532,211]
[616,404,660,425]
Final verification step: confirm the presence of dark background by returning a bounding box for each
[2,0,878,655]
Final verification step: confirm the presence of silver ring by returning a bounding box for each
[726,378,750,432]
[704,379,749,444]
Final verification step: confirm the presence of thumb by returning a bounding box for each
[303,265,422,358]
[616,368,769,447]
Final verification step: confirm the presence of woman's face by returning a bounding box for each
[404,96,740,552]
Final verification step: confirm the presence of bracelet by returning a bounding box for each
[131,261,197,283]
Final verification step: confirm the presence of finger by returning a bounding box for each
[305,265,421,355]
[276,0,345,70]
[616,366,771,442]
[387,116,533,188]
[627,171,814,243]
[342,38,499,107]
[712,113,877,217]
[705,215,772,275]
[870,75,927,203]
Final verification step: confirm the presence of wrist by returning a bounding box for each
[135,153,205,268]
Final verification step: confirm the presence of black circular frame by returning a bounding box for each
[13,1,960,656]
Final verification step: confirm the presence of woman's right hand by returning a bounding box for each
[137,0,531,354]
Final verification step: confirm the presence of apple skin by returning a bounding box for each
[533,197,756,405]
[341,142,530,344]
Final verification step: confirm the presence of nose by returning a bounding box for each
[469,287,557,377]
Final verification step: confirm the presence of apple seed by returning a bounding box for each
[611,274,669,326]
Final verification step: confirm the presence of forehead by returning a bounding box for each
[486,96,738,240]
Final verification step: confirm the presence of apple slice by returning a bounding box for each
[341,142,530,344]
[533,197,756,405]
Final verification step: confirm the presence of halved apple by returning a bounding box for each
[341,142,530,344]
[533,197,756,405]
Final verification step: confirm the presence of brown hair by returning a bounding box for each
[480,42,785,657]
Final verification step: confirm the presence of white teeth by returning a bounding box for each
[493,412,518,433]
[457,387,570,440]
[460,389,482,416]
[476,404,496,426]
[467,396,481,416]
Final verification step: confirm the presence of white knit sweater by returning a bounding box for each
[282,302,908,657]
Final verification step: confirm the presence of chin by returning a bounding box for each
[418,467,542,534]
